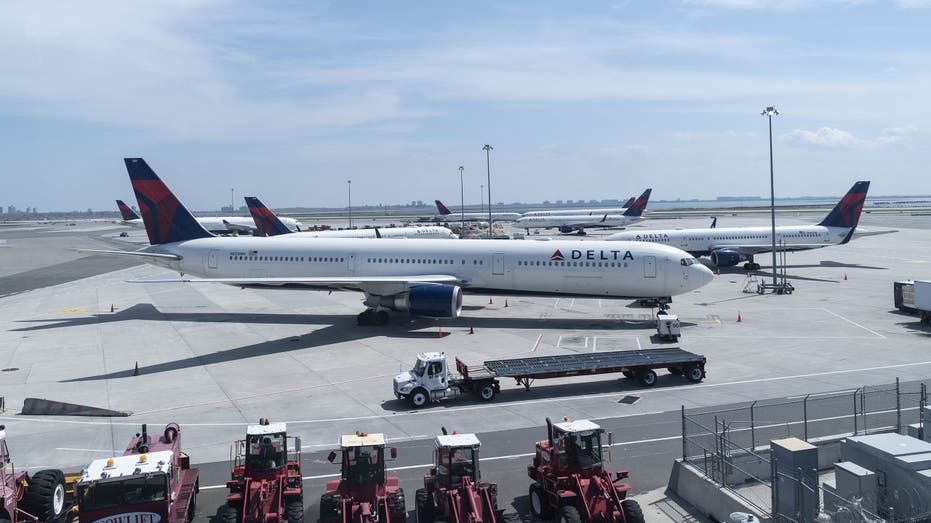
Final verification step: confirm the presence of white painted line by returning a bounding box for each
[821,308,886,339]
[787,389,858,400]
[556,335,563,348]
[570,298,576,307]
[55,447,114,453]
[592,337,598,352]
[636,337,642,350]
[531,334,543,353]
[553,298,560,308]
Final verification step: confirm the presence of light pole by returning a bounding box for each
[482,144,494,238]
[458,165,465,236]
[480,184,484,218]
[230,188,234,213]
[347,179,352,229]
[762,106,779,289]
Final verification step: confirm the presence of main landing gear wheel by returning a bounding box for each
[744,262,761,271]
[357,309,389,326]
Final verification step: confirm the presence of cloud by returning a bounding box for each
[876,125,919,145]
[781,125,919,148]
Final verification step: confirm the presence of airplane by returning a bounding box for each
[514,189,652,235]
[605,181,871,271]
[245,196,458,239]
[520,196,637,217]
[117,199,303,236]
[88,158,713,326]
[433,200,522,222]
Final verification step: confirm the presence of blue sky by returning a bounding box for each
[2,0,930,211]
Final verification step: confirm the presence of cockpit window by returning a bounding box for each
[680,258,696,266]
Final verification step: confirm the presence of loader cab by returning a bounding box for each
[330,433,397,487]
[76,451,172,522]
[433,434,481,487]
[551,419,606,472]
[244,421,288,474]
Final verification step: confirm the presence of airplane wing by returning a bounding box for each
[128,274,466,296]
[76,249,181,261]
[222,219,254,234]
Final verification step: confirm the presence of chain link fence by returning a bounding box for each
[681,379,930,521]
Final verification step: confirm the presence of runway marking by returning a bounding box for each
[553,298,560,308]
[54,307,91,315]
[530,334,542,353]
[821,308,886,339]
[55,447,113,453]
[5,361,931,429]
[592,337,597,352]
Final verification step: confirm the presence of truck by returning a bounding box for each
[220,418,304,523]
[74,423,199,523]
[527,418,644,523]
[393,348,707,408]
[894,280,931,323]
[318,433,406,523]
[0,425,68,523]
[414,429,502,523]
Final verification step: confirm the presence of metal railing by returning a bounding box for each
[681,378,930,521]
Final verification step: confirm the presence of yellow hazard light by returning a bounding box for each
[106,458,115,468]
[139,454,147,463]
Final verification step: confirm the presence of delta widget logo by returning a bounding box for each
[550,250,565,261]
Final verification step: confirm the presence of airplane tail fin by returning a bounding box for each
[710,216,717,229]
[622,197,635,208]
[116,200,141,221]
[817,181,871,233]
[435,200,453,215]
[124,158,213,245]
[623,189,652,217]
[245,196,293,237]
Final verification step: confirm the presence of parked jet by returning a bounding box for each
[515,189,652,234]
[117,199,302,235]
[521,196,637,217]
[245,196,457,239]
[606,181,871,270]
[90,159,712,325]
[434,200,521,222]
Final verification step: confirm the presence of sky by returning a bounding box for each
[2,0,930,211]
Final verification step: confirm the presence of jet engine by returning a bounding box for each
[558,224,575,234]
[364,284,463,318]
[710,249,743,267]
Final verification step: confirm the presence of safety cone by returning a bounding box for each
[716,268,721,276]
[737,311,742,323]
[110,304,115,312]
[504,298,509,308]
[844,273,848,281]
[469,325,474,335]
[437,327,444,338]
[133,362,140,376]
[488,297,493,305]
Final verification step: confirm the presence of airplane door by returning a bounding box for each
[207,250,219,270]
[492,253,505,275]
[644,255,656,278]
[347,254,356,274]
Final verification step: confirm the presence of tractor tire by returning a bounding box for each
[286,500,304,523]
[21,469,66,521]
[409,388,430,408]
[218,505,240,523]
[557,505,582,523]
[621,499,645,523]
[319,494,338,520]
[529,483,552,520]
[636,369,657,387]
[685,365,704,383]
[415,488,435,523]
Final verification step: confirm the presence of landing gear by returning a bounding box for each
[743,256,761,271]
[357,308,389,326]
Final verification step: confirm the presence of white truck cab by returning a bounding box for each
[393,352,497,408]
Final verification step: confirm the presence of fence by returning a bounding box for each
[681,379,929,521]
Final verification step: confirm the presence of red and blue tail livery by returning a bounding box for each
[435,200,453,216]
[246,196,292,237]
[818,181,870,230]
[124,158,213,245]
[623,188,652,217]
[116,200,141,221]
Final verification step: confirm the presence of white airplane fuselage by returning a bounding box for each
[522,207,629,217]
[516,215,643,231]
[435,212,521,222]
[144,237,713,299]
[282,226,457,240]
[122,217,301,234]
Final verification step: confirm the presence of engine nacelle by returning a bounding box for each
[365,284,463,318]
[710,249,743,267]
[558,224,575,234]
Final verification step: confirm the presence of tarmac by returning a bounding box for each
[0,209,928,522]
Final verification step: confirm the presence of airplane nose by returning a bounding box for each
[689,263,714,290]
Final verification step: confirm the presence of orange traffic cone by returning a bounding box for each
[469,325,474,335]
[844,273,848,281]
[133,362,140,376]
[437,327,444,338]
[716,268,721,276]
[737,311,742,323]
[488,297,493,305]
[110,304,115,312]
[504,298,509,308]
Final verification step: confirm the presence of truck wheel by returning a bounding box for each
[218,505,240,523]
[286,500,304,523]
[557,505,582,523]
[636,369,657,387]
[667,367,683,376]
[409,388,429,408]
[621,499,645,523]
[21,469,66,521]
[478,384,496,401]
[621,370,634,379]
[415,488,435,523]
[529,483,552,520]
[685,365,704,383]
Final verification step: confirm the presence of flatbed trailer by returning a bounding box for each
[393,348,706,407]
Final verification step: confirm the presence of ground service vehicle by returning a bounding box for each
[319,433,405,523]
[75,423,198,523]
[894,280,931,323]
[393,349,706,407]
[221,419,303,523]
[415,429,502,523]
[0,425,68,523]
[527,418,644,523]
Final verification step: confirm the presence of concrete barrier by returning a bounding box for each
[668,459,769,523]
